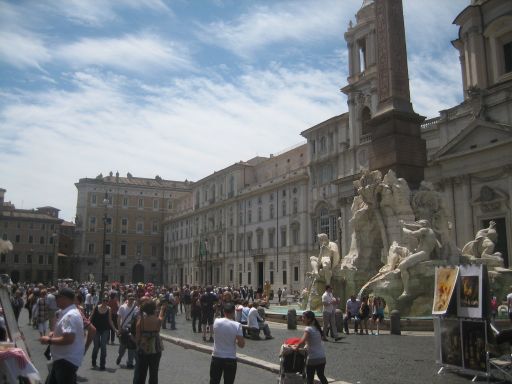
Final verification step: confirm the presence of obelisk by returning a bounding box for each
[368,0,426,187]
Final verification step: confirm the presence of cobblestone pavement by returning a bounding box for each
[19,310,278,384]
[161,308,479,384]
[18,307,484,384]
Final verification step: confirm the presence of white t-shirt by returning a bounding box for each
[212,317,243,359]
[118,303,137,330]
[322,291,336,313]
[51,304,85,368]
[247,307,261,329]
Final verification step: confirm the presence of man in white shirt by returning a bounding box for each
[40,287,84,384]
[116,294,138,368]
[343,294,361,335]
[247,303,273,340]
[210,303,245,384]
[322,285,342,341]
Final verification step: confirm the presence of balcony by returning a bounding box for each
[249,248,265,257]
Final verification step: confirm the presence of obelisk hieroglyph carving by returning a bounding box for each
[368,0,426,188]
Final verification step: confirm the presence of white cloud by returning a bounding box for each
[56,33,192,73]
[45,0,171,27]
[0,31,51,70]
[197,0,358,57]
[0,66,343,220]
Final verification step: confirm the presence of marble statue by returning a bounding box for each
[462,221,501,259]
[309,233,340,286]
[397,219,440,298]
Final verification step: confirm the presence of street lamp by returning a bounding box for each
[100,192,109,298]
[51,232,58,286]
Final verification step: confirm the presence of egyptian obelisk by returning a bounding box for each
[368,0,426,187]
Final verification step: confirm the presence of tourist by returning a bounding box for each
[343,294,361,334]
[84,288,96,317]
[135,299,166,384]
[490,294,498,324]
[293,310,328,384]
[277,287,283,303]
[108,291,120,344]
[75,293,96,353]
[90,295,117,370]
[191,289,202,333]
[370,296,386,335]
[247,302,273,340]
[210,302,245,384]
[10,289,24,322]
[183,286,192,321]
[321,285,342,341]
[117,294,138,368]
[35,289,50,337]
[201,286,218,342]
[46,287,58,330]
[40,287,84,384]
[357,296,370,335]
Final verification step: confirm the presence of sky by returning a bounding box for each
[0,0,468,222]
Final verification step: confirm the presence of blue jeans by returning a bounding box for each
[165,308,176,329]
[92,329,109,368]
[118,341,136,365]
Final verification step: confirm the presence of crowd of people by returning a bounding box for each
[0,279,394,384]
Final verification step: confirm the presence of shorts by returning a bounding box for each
[201,310,214,325]
[372,313,384,321]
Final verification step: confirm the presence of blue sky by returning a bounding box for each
[0,0,467,221]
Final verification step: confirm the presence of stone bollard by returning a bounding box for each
[390,309,401,335]
[335,309,343,333]
[287,309,297,330]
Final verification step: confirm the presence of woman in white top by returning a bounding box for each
[294,310,328,384]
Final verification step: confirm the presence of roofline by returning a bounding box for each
[300,113,348,137]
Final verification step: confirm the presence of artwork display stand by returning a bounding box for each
[434,264,497,382]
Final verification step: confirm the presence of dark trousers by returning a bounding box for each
[209,356,237,384]
[45,359,78,384]
[92,329,109,368]
[192,312,201,332]
[111,314,118,342]
[306,363,328,384]
[135,352,161,384]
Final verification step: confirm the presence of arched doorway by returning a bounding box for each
[11,270,20,283]
[132,264,144,283]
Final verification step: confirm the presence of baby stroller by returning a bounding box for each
[278,338,307,384]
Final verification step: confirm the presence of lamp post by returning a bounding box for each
[51,232,58,286]
[100,193,109,298]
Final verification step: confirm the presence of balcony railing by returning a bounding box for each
[249,248,265,257]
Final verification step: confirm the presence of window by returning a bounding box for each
[48,253,53,265]
[358,38,367,72]
[282,270,287,285]
[320,208,329,235]
[40,236,45,245]
[292,198,298,214]
[292,225,300,245]
[269,261,274,270]
[136,220,144,234]
[268,229,275,248]
[105,217,112,233]
[15,234,20,243]
[258,207,262,222]
[294,266,299,282]
[29,235,33,244]
[136,242,143,257]
[311,140,316,154]
[280,227,287,247]
[105,241,111,256]
[121,218,128,234]
[14,254,19,263]
[152,245,158,257]
[88,243,95,254]
[138,198,144,208]
[229,269,233,282]
[39,255,44,264]
[27,254,32,264]
[505,41,512,73]
[282,200,287,216]
[282,260,287,270]
[256,231,263,249]
[89,217,96,232]
[152,221,159,234]
[229,237,234,252]
[120,242,127,256]
[247,233,252,251]
[248,272,251,285]
[248,209,252,223]
[320,136,327,152]
[361,107,371,136]
[270,270,274,285]
[91,193,97,205]
[153,199,159,210]
[269,204,274,219]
